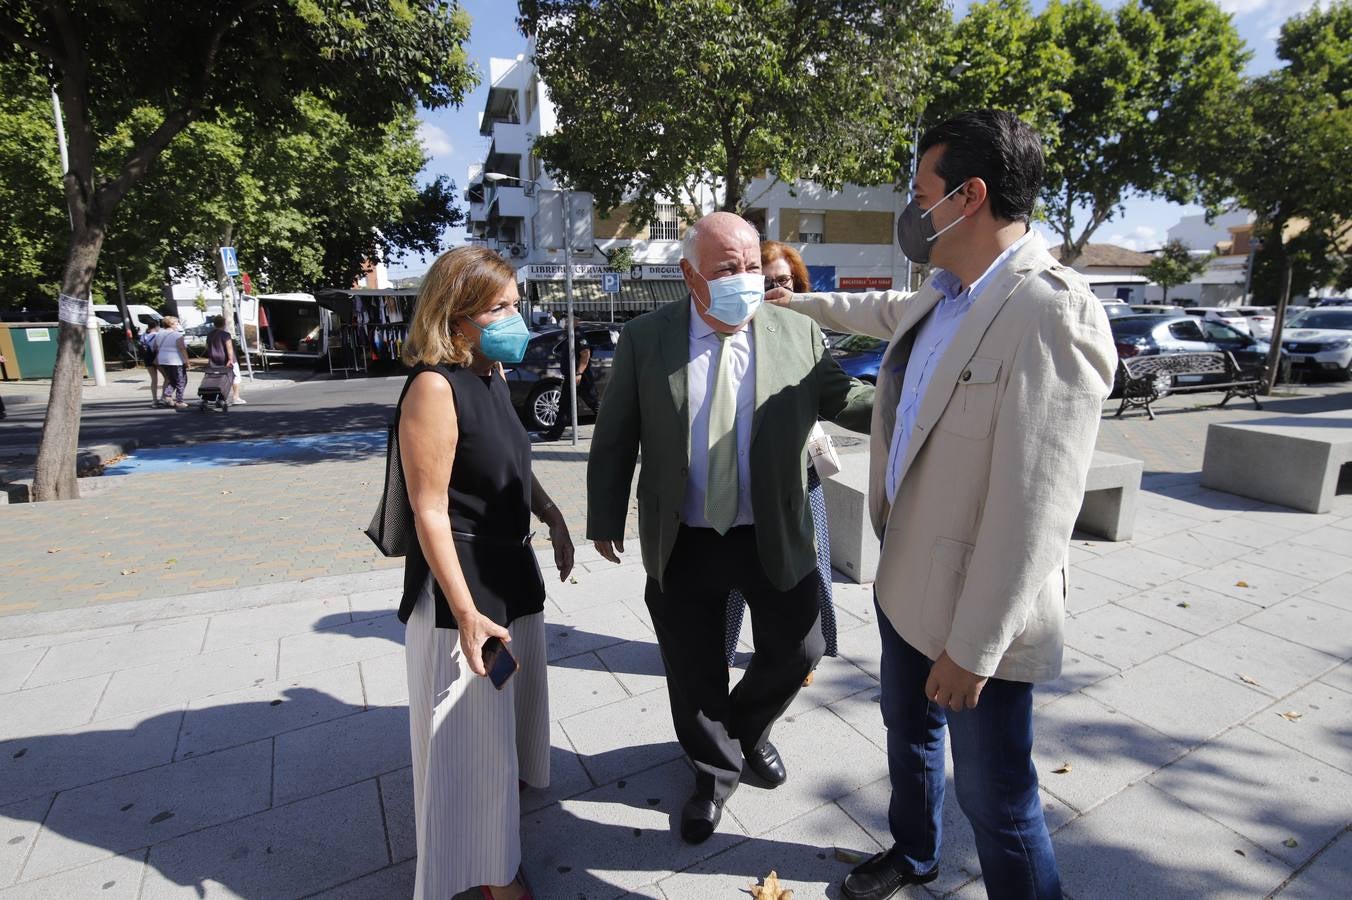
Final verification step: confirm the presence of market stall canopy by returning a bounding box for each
[315,288,420,318]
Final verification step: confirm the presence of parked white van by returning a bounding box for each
[92,304,164,334]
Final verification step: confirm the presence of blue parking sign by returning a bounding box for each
[601,272,621,294]
[220,246,239,277]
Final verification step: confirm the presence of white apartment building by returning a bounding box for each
[465,45,910,320]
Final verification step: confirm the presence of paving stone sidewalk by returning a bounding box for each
[2,467,1350,898]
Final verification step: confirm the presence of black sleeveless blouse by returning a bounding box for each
[398,364,546,629]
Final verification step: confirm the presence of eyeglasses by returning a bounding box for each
[764,275,793,290]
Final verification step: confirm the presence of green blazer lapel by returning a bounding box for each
[750,307,782,445]
[659,297,692,462]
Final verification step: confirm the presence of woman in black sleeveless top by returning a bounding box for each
[398,246,573,900]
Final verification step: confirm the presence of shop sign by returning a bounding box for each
[839,276,894,291]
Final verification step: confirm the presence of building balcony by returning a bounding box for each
[490,121,530,157]
[469,201,486,223]
[487,185,532,219]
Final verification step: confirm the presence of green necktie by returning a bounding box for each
[705,332,739,534]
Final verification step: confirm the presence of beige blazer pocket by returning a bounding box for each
[938,357,1002,440]
[922,537,974,639]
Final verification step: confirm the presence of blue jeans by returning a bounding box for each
[876,598,1060,899]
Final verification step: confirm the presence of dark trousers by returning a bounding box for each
[877,597,1060,899]
[645,525,824,800]
[159,364,187,403]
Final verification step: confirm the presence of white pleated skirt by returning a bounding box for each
[404,591,550,900]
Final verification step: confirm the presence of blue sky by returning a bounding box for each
[390,0,1314,278]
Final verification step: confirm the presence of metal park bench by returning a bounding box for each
[1115,351,1262,420]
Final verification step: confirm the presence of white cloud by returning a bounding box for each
[1216,0,1315,14]
[1104,225,1162,252]
[417,121,453,158]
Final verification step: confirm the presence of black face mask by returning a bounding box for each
[896,181,967,264]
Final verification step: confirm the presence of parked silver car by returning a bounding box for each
[1280,308,1352,380]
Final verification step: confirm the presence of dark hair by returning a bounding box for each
[212,315,226,328]
[918,110,1044,223]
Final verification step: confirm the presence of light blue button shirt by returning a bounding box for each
[682,299,756,528]
[885,230,1033,504]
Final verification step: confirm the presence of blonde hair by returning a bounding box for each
[161,316,180,329]
[404,246,518,367]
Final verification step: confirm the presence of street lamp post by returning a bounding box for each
[483,172,579,446]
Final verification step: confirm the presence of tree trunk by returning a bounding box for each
[1162,285,1170,304]
[1260,234,1294,396]
[32,220,107,501]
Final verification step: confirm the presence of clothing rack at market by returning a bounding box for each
[315,288,419,375]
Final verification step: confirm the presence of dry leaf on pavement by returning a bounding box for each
[1278,711,1303,722]
[834,848,865,864]
[46,548,61,554]
[120,569,136,576]
[1237,674,1261,686]
[748,870,793,899]
[1235,580,1250,588]
[1051,763,1073,774]
[1283,838,1299,848]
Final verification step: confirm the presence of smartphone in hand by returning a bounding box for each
[481,636,518,690]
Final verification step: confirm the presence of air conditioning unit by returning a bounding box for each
[509,243,527,258]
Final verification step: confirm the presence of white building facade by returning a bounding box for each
[465,46,909,320]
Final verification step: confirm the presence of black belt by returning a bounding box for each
[451,530,535,547]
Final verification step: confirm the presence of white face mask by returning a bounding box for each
[695,270,763,326]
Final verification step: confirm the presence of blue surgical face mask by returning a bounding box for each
[694,270,763,326]
[463,313,530,364]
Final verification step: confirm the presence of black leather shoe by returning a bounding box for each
[742,740,787,786]
[680,793,724,844]
[841,848,938,900]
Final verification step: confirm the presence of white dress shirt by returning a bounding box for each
[885,229,1034,504]
[682,298,756,528]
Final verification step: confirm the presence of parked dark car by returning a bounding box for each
[830,334,888,384]
[505,323,624,430]
[1109,314,1279,394]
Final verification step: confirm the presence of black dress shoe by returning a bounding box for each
[680,793,724,844]
[742,740,787,786]
[841,848,938,900]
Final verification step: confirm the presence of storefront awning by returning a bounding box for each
[532,280,678,315]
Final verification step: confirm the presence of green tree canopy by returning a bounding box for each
[1226,0,1352,387]
[0,57,67,309]
[1140,239,1210,303]
[931,0,1248,264]
[0,0,477,500]
[518,0,947,223]
[96,95,465,308]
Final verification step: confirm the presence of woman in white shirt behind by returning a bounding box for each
[155,316,190,409]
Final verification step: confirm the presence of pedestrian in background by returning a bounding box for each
[544,320,595,441]
[140,319,163,407]
[398,245,574,900]
[0,352,7,419]
[155,316,190,409]
[205,315,246,405]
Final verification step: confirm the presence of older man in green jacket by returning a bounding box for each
[587,211,873,844]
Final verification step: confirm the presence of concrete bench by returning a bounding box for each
[821,450,1143,584]
[819,452,879,585]
[1201,413,1352,513]
[1076,451,1145,541]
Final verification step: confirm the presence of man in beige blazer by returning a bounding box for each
[771,111,1114,900]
